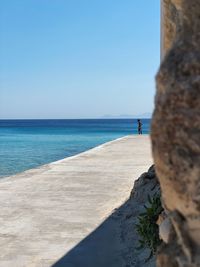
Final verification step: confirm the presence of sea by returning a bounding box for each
[0,119,151,178]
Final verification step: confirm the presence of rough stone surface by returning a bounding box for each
[159,217,173,244]
[161,0,181,57]
[152,1,200,266]
[119,165,160,267]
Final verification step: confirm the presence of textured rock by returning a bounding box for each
[119,165,160,267]
[130,165,158,202]
[159,217,173,243]
[161,0,181,58]
[152,0,200,266]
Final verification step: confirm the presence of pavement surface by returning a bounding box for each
[0,135,152,267]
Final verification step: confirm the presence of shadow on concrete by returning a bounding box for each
[51,200,129,267]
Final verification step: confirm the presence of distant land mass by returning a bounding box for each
[101,112,152,119]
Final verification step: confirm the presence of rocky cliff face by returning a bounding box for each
[152,1,200,266]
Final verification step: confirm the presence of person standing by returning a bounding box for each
[137,119,142,135]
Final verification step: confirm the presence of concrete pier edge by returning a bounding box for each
[0,135,152,267]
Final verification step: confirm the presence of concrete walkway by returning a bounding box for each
[0,135,152,267]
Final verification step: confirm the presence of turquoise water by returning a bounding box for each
[0,119,151,177]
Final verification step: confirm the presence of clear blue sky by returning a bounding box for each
[0,0,160,119]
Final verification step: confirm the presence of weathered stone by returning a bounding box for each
[159,217,173,243]
[157,211,167,226]
[157,243,181,267]
[130,165,159,201]
[152,0,200,266]
[147,165,157,179]
[161,0,181,58]
[121,166,160,267]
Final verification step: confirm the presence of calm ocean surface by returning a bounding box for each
[0,119,151,178]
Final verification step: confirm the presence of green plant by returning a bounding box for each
[135,193,163,258]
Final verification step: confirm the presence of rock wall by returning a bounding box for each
[152,0,200,266]
[161,0,181,58]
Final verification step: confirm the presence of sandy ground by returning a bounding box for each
[0,135,152,267]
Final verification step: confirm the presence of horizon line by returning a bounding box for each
[0,117,152,120]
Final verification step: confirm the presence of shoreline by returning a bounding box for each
[0,135,127,181]
[0,134,149,182]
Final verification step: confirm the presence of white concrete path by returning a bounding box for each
[0,135,152,267]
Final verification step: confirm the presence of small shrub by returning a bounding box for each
[135,193,163,258]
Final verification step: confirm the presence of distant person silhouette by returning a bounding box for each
[137,119,142,135]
